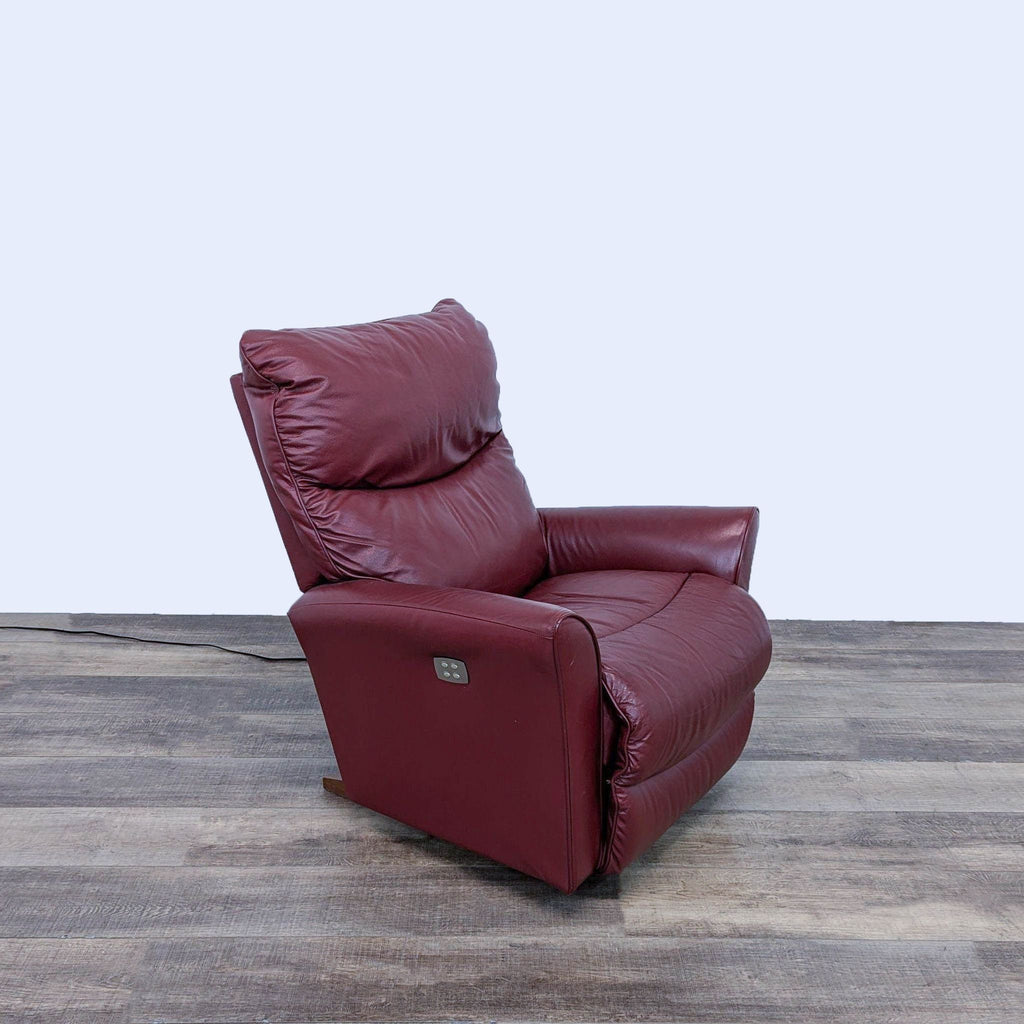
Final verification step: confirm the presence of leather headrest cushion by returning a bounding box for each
[240,299,501,489]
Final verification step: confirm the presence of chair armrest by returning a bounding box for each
[289,579,602,892]
[539,506,760,590]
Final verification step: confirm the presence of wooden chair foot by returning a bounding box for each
[321,776,348,799]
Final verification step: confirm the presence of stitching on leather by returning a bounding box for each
[593,572,692,641]
[735,509,755,586]
[550,613,603,890]
[241,352,336,574]
[551,618,575,889]
[596,681,630,874]
[539,509,554,578]
[299,598,570,638]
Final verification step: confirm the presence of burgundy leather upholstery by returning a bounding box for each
[232,299,772,892]
[541,505,760,590]
[231,375,323,591]
[523,569,771,874]
[291,580,602,893]
[239,299,546,595]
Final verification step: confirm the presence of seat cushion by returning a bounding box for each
[525,570,772,785]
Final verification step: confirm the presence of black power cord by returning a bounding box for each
[0,624,307,662]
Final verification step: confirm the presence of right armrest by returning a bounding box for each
[540,505,760,589]
[289,579,602,893]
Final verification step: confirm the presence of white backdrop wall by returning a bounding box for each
[2,1,1021,621]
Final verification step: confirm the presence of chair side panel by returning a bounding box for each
[230,373,322,591]
[290,589,602,892]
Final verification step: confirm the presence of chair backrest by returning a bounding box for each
[233,299,548,595]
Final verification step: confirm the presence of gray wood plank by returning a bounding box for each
[752,681,1024,719]
[695,761,1024,812]
[0,632,303,661]
[762,647,1024,682]
[0,860,1016,941]
[0,806,463,868]
[769,619,1024,650]
[617,864,1024,940]
[0,674,320,715]
[746,716,1024,761]
[0,612,302,657]
[0,756,335,806]
[639,810,1024,871]
[122,936,1024,1023]
[0,711,331,757]
[0,865,624,939]
[0,613,75,629]
[11,935,1019,1024]
[0,938,133,1024]
[0,640,309,676]
[2,809,1021,871]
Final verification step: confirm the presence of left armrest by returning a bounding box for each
[540,506,760,590]
[288,578,602,892]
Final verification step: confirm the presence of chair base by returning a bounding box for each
[321,776,348,799]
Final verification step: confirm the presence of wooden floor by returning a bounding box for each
[1,614,1022,1023]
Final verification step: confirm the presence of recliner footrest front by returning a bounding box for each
[599,695,755,874]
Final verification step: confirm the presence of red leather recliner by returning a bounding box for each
[231,299,771,892]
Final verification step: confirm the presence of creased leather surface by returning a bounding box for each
[525,570,771,786]
[239,299,547,594]
[294,432,544,594]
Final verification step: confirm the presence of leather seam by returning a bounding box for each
[591,572,692,641]
[596,680,630,874]
[299,598,571,639]
[735,509,755,585]
[539,510,556,577]
[241,352,337,575]
[551,618,575,890]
